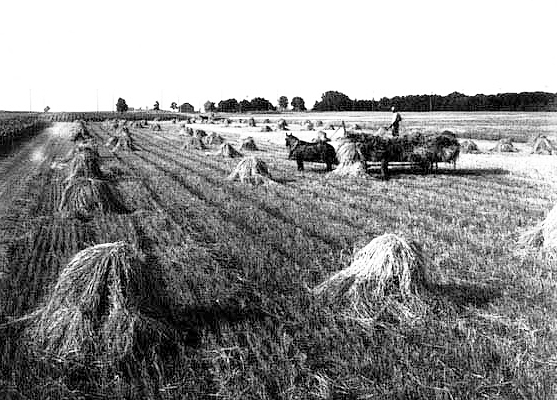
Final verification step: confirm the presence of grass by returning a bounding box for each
[0,119,556,399]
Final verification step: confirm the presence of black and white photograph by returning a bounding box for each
[1,0,556,398]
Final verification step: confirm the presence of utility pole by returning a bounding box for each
[29,89,32,112]
[96,89,99,113]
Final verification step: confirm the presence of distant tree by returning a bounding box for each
[291,96,307,112]
[116,98,129,113]
[204,101,216,113]
[170,102,178,111]
[217,98,239,113]
[179,103,194,113]
[239,99,252,113]
[249,97,275,112]
[312,91,353,111]
[153,101,160,111]
[278,96,288,111]
[43,106,50,113]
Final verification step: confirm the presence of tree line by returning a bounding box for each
[115,91,557,114]
[313,91,557,112]
[206,96,307,113]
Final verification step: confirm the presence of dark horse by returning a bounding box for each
[356,135,394,179]
[285,133,338,171]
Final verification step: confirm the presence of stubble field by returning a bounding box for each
[1,113,557,399]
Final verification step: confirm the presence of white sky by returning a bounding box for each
[1,0,556,112]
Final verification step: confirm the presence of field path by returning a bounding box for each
[0,123,70,214]
[0,123,72,307]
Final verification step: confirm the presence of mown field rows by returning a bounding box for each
[1,121,556,398]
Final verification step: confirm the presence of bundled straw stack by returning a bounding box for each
[519,204,557,256]
[66,143,103,181]
[313,234,428,326]
[107,126,135,152]
[71,120,90,142]
[183,136,206,150]
[214,143,243,158]
[59,143,126,218]
[204,132,224,145]
[261,125,273,132]
[26,242,180,371]
[111,134,135,152]
[240,137,258,151]
[227,156,273,185]
[332,142,367,177]
[491,138,517,152]
[58,178,125,217]
[531,136,557,155]
[460,139,480,154]
[277,119,288,131]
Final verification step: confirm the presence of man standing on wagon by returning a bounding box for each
[388,106,402,136]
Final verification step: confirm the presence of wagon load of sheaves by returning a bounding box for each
[343,131,461,170]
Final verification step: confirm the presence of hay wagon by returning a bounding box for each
[339,131,461,177]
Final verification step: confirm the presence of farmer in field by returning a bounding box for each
[388,106,402,136]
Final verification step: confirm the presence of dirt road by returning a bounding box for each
[0,123,71,285]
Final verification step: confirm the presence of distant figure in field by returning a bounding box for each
[388,106,402,136]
